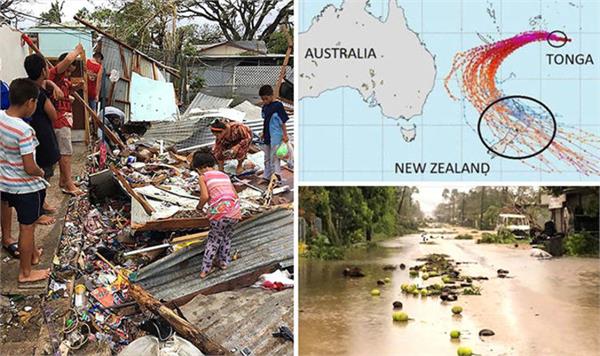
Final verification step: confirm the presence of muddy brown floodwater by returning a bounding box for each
[299,229,600,356]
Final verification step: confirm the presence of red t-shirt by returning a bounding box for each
[86,59,101,99]
[49,67,73,129]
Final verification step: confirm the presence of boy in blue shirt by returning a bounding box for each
[259,85,290,181]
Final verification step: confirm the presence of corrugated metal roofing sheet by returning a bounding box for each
[183,92,233,117]
[136,208,293,301]
[99,37,174,122]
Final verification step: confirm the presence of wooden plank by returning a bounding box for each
[118,44,130,80]
[152,62,158,80]
[73,92,126,150]
[110,166,155,215]
[132,216,210,232]
[107,81,116,106]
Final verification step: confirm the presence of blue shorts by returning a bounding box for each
[0,190,46,225]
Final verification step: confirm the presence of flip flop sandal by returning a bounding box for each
[2,243,20,258]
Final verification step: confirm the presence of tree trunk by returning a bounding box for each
[479,187,486,229]
[128,283,230,355]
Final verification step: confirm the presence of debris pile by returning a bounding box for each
[38,129,293,353]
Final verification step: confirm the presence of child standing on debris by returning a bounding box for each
[51,49,85,196]
[0,78,50,283]
[192,150,241,279]
[259,85,289,181]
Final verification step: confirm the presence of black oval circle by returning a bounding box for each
[477,95,557,160]
[547,30,568,48]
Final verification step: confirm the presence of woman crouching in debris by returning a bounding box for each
[210,119,253,175]
[192,150,242,279]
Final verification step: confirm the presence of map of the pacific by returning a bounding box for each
[298,0,600,182]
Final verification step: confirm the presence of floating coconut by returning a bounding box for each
[456,346,473,356]
[392,311,409,322]
[451,306,463,315]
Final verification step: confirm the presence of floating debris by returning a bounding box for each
[343,267,365,278]
[479,329,495,337]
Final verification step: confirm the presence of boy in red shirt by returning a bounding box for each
[86,51,103,112]
[50,47,84,196]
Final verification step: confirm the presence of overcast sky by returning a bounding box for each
[414,186,471,218]
[18,0,99,24]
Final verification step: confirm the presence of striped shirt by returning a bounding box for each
[203,170,241,221]
[0,110,47,194]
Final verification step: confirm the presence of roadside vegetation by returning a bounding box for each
[563,232,599,257]
[299,187,423,259]
[477,229,518,244]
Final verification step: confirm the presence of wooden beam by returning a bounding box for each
[73,92,126,150]
[107,81,116,106]
[110,166,155,215]
[132,216,210,232]
[118,44,130,80]
[128,283,230,355]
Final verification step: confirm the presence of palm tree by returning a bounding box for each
[39,0,64,24]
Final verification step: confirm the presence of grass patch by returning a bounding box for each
[455,234,473,240]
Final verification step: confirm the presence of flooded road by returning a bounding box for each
[299,230,600,355]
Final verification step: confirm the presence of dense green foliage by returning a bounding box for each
[303,234,345,260]
[563,232,599,256]
[477,229,517,244]
[300,187,423,251]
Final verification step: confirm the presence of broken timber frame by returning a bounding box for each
[109,166,156,215]
[73,92,126,150]
[73,16,180,78]
[94,253,228,355]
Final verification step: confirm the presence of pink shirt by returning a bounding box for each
[202,170,241,221]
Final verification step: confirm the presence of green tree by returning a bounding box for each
[266,29,292,54]
[39,0,64,24]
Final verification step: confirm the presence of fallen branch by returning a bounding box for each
[94,252,228,354]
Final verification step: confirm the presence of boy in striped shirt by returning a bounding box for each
[0,78,50,283]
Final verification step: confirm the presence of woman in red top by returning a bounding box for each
[210,119,253,175]
[86,52,103,112]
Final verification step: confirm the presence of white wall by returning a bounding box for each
[0,25,29,83]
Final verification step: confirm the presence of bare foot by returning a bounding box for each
[36,215,56,225]
[199,268,214,279]
[32,248,44,265]
[219,262,228,270]
[42,202,57,214]
[62,188,84,196]
[18,268,50,283]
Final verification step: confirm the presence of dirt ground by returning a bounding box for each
[0,142,86,355]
